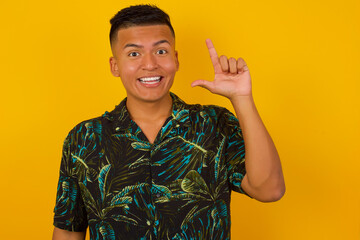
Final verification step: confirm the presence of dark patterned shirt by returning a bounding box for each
[53,93,248,239]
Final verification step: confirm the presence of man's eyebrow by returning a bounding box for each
[153,40,170,46]
[123,40,170,49]
[124,43,142,49]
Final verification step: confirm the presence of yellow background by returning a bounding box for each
[0,0,359,239]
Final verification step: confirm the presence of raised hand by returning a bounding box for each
[191,39,252,100]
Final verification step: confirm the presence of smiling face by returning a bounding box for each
[109,25,179,104]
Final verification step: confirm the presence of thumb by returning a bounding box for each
[191,79,215,92]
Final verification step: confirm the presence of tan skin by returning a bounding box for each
[53,25,285,239]
[52,228,85,240]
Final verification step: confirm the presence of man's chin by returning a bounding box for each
[129,91,172,104]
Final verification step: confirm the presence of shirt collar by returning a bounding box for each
[102,92,192,132]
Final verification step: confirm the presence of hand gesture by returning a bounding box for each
[191,39,252,100]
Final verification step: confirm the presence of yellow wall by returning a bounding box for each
[0,0,359,239]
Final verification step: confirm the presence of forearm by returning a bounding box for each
[52,227,86,240]
[230,95,285,201]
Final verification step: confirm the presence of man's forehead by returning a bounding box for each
[115,25,175,47]
[117,25,173,38]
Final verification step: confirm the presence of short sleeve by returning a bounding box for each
[223,111,252,198]
[53,131,88,231]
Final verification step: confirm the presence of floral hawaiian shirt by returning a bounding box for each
[53,92,248,239]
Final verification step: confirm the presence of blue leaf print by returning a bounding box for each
[99,221,116,240]
[99,164,111,202]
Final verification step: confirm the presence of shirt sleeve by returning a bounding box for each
[223,110,252,198]
[53,130,88,232]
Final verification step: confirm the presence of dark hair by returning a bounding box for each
[109,4,175,46]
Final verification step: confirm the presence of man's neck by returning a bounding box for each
[126,94,173,123]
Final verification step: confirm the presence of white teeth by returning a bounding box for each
[141,81,158,85]
[139,76,161,82]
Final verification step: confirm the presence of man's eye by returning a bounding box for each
[128,52,139,57]
[157,49,167,55]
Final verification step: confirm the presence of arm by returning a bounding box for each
[52,227,86,240]
[230,95,285,202]
[192,39,285,202]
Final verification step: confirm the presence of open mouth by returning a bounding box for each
[138,76,163,85]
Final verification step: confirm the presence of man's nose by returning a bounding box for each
[141,54,158,70]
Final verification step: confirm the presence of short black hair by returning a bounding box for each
[109,4,175,46]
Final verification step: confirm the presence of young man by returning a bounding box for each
[53,5,285,240]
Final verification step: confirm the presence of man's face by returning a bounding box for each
[110,24,179,103]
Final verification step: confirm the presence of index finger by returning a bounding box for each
[205,39,222,73]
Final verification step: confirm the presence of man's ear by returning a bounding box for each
[109,57,120,77]
[175,51,179,71]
